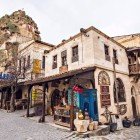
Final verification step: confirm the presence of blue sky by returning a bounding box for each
[0,0,140,45]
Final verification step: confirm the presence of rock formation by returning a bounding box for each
[0,10,41,45]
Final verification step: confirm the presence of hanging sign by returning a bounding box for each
[32,59,41,74]
[32,89,43,104]
[0,72,13,80]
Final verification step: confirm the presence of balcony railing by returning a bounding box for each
[129,63,140,75]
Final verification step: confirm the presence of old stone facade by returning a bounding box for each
[0,11,139,125]
[114,33,140,118]
[44,27,136,122]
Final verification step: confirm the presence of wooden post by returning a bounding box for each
[42,83,47,122]
[70,89,74,131]
[113,58,120,114]
[0,90,3,108]
[27,85,32,117]
[134,51,140,117]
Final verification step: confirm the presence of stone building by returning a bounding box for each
[0,10,139,128]
[114,33,140,117]
[42,26,133,123]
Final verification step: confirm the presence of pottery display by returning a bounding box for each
[88,122,94,131]
[74,119,89,133]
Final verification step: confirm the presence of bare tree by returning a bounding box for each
[0,41,25,112]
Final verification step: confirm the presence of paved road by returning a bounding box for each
[0,110,140,140]
[0,110,71,140]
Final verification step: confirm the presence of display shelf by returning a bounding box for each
[54,121,70,128]
[54,106,70,128]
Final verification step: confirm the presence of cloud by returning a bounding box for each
[0,0,139,44]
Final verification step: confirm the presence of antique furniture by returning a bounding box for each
[54,106,70,127]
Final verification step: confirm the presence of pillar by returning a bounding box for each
[27,85,32,117]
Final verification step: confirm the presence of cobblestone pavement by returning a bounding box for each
[0,110,140,140]
[0,110,71,140]
[68,126,140,140]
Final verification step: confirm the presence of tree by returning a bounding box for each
[0,42,25,112]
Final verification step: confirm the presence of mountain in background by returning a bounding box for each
[0,10,41,45]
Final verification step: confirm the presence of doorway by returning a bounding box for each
[51,89,60,114]
[131,96,137,118]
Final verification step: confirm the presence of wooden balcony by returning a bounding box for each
[129,63,140,75]
[59,65,68,74]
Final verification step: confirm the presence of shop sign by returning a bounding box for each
[32,89,43,104]
[98,71,110,85]
[0,72,13,80]
[32,59,41,74]
[100,85,111,107]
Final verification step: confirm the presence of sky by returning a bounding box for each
[0,0,140,45]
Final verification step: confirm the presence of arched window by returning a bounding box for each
[114,78,126,102]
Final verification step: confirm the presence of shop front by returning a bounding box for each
[47,70,98,129]
[25,67,98,130]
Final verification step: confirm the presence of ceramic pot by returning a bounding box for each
[74,119,89,133]
[133,118,140,126]
[93,121,98,130]
[88,122,94,131]
[122,120,132,128]
[110,123,117,132]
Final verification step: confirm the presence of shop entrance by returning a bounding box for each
[51,89,61,114]
[16,88,22,99]
[68,88,98,121]
[79,89,98,121]
[131,96,137,118]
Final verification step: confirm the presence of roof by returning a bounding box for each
[35,40,55,47]
[48,26,126,53]
[126,47,140,52]
[24,66,96,86]
[113,33,140,39]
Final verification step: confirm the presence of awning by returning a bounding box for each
[24,66,96,86]
[0,66,96,88]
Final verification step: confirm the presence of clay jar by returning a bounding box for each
[88,122,94,131]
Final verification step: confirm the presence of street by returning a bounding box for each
[0,110,140,140]
[0,110,70,140]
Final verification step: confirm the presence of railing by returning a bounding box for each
[129,63,140,75]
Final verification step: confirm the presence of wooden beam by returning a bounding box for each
[27,85,32,117]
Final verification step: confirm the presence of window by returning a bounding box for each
[72,45,78,63]
[114,78,126,102]
[104,44,110,61]
[42,56,45,69]
[52,55,57,69]
[113,49,118,64]
[27,55,30,68]
[61,50,67,66]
